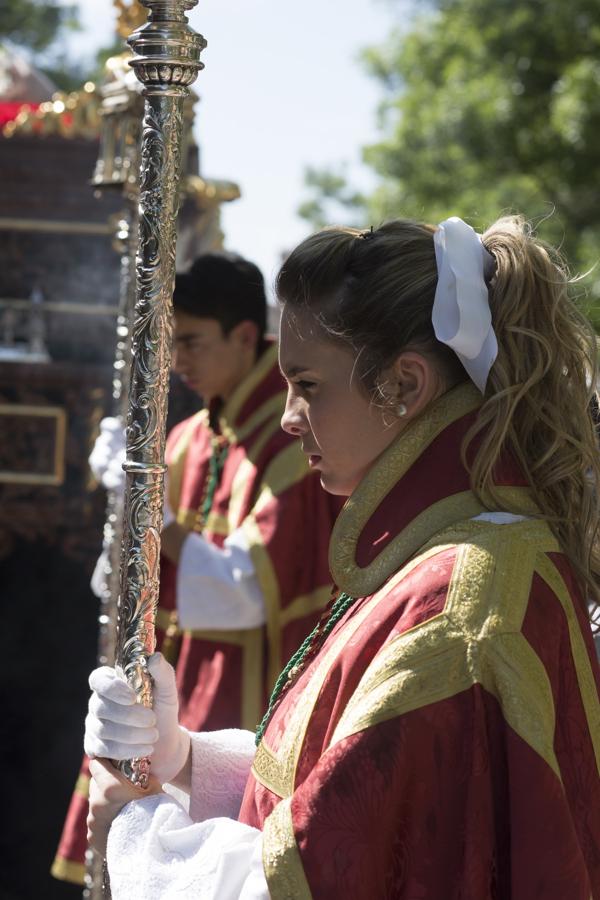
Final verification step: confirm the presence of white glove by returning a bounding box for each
[89,417,126,493]
[90,546,109,598]
[84,652,190,786]
[162,469,175,528]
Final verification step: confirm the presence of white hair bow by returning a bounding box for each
[432,216,497,393]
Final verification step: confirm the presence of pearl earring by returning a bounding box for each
[396,403,407,417]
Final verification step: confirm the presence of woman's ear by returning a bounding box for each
[387,351,443,419]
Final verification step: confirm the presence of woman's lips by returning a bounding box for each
[308,454,322,468]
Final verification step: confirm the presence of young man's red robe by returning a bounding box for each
[52,342,339,885]
[159,341,340,731]
[239,383,600,898]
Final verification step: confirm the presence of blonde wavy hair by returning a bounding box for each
[276,216,600,617]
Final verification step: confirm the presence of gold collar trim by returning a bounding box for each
[219,342,280,437]
[329,383,483,596]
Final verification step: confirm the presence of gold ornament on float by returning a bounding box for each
[114,0,148,40]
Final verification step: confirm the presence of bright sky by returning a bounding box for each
[62,0,394,295]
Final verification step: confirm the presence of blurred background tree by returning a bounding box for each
[301,0,600,328]
[0,0,86,91]
[0,0,124,92]
[0,0,77,53]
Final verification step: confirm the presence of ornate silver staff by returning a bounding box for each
[90,32,145,674]
[85,39,144,897]
[117,0,206,786]
[84,213,139,900]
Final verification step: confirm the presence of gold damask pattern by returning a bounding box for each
[256,516,590,894]
[330,520,564,779]
[252,585,388,798]
[263,798,312,900]
[251,543,460,799]
[251,739,286,797]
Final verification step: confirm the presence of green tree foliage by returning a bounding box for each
[0,1,125,95]
[0,0,82,91]
[0,0,78,53]
[298,166,367,230]
[303,0,600,328]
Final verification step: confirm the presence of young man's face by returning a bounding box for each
[171,311,257,404]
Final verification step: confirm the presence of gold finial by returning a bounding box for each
[114,0,148,40]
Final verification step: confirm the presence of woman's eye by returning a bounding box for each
[297,380,316,391]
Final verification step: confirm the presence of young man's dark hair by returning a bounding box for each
[174,252,267,337]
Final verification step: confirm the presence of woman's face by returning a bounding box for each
[279,304,404,496]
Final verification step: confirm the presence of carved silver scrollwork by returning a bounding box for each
[116,0,205,787]
[93,212,138,680]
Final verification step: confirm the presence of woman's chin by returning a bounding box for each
[319,471,354,498]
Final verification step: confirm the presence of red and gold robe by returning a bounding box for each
[52,342,339,884]
[239,383,600,899]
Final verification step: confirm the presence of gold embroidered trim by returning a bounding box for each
[280,585,333,628]
[167,409,208,510]
[175,509,230,535]
[247,414,286,466]
[155,606,176,633]
[219,343,279,433]
[243,515,282,690]
[330,522,562,780]
[226,457,257,529]
[168,345,282,523]
[240,442,317,689]
[535,554,600,776]
[227,413,285,529]
[263,798,312,900]
[333,484,537,600]
[252,543,456,799]
[329,383,482,595]
[229,391,286,444]
[252,587,385,798]
[254,441,312,515]
[202,511,230,536]
[50,856,86,886]
[183,626,259,645]
[251,739,286,797]
[172,625,263,730]
[74,772,90,799]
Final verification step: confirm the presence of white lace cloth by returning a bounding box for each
[107,729,267,899]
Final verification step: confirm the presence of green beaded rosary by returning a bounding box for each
[196,435,229,531]
[255,591,357,745]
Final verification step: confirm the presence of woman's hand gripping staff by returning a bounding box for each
[84,653,191,854]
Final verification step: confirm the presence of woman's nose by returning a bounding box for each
[281,394,306,436]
